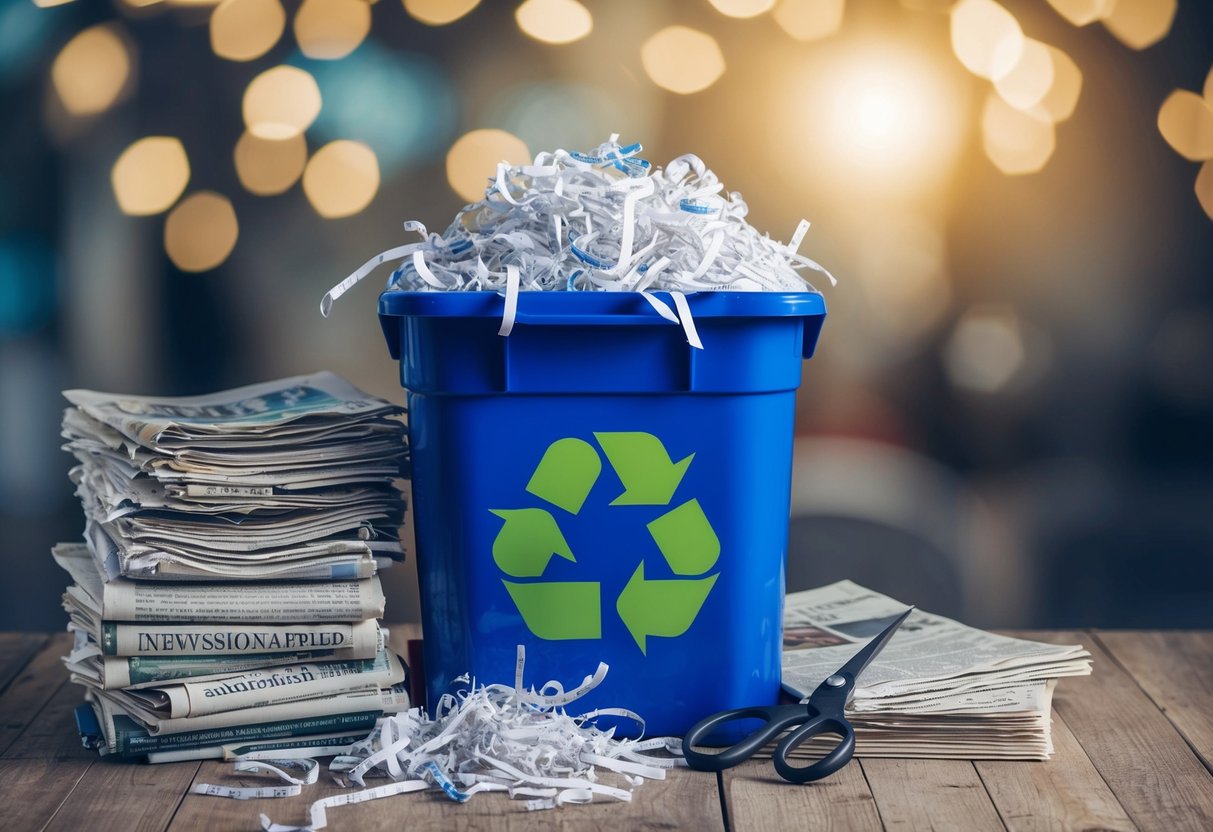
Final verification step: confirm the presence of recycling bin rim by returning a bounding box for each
[378,290,826,324]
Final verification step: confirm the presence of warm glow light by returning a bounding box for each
[1033,46,1082,123]
[1101,0,1176,51]
[1044,0,1113,27]
[445,129,531,203]
[707,0,775,18]
[982,92,1055,174]
[51,24,132,117]
[772,0,844,43]
[1196,161,1213,221]
[234,131,307,195]
[210,0,285,62]
[164,192,239,272]
[294,0,371,60]
[950,0,1024,82]
[242,65,322,140]
[111,137,190,216]
[1157,90,1213,162]
[1205,64,1213,102]
[641,26,726,95]
[303,140,380,218]
[403,0,479,26]
[995,38,1053,112]
[33,0,76,7]
[514,0,592,45]
[785,40,968,198]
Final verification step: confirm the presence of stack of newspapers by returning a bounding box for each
[55,372,412,761]
[781,581,1092,761]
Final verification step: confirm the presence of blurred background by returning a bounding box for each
[1,0,1210,631]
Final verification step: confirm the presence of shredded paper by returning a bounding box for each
[323,135,834,346]
[193,647,683,830]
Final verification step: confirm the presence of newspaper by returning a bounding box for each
[779,581,1092,760]
[113,649,407,719]
[52,543,385,622]
[61,372,408,582]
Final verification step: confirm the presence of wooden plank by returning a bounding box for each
[0,757,92,831]
[975,712,1136,832]
[0,632,49,695]
[2,668,96,761]
[170,760,725,832]
[1096,631,1213,772]
[862,758,1004,831]
[723,756,882,831]
[1019,631,1213,831]
[0,632,75,756]
[44,758,200,832]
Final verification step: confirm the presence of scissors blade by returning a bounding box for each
[834,605,915,684]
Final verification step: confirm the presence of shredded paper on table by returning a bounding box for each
[193,647,684,830]
[323,135,834,346]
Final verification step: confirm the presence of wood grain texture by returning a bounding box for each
[1096,631,1213,772]
[171,760,725,832]
[0,633,49,695]
[976,712,1136,832]
[0,757,92,831]
[44,758,200,832]
[861,759,1005,831]
[2,666,95,761]
[1019,630,1213,832]
[723,756,882,831]
[0,632,74,756]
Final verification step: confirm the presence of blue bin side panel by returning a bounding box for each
[407,390,794,738]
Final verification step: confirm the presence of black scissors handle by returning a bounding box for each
[771,712,855,784]
[682,704,809,772]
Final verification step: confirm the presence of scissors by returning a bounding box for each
[682,606,913,784]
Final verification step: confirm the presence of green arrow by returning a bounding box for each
[615,563,718,654]
[525,437,601,515]
[503,581,601,640]
[594,432,693,506]
[646,499,720,576]
[489,509,574,577]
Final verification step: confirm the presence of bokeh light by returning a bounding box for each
[1157,90,1213,162]
[303,140,380,218]
[164,192,238,272]
[772,0,845,43]
[445,129,530,203]
[1196,162,1213,221]
[1033,46,1082,123]
[111,136,190,216]
[515,0,592,45]
[32,0,75,8]
[242,65,322,139]
[51,23,133,117]
[994,38,1053,112]
[1205,64,1213,101]
[234,131,307,195]
[1044,0,1113,27]
[209,0,285,62]
[982,92,1055,175]
[950,0,1024,82]
[294,0,371,60]
[1101,0,1176,51]
[641,26,726,95]
[298,43,457,176]
[403,0,479,26]
[943,306,1049,394]
[707,0,775,18]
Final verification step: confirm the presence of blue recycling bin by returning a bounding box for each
[379,290,826,738]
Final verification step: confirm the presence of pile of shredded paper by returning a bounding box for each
[322,135,833,343]
[192,647,684,831]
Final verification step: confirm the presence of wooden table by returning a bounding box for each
[1,631,1211,831]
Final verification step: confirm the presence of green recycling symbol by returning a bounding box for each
[489,432,720,654]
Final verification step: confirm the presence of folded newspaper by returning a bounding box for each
[780,581,1092,760]
[58,372,412,761]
